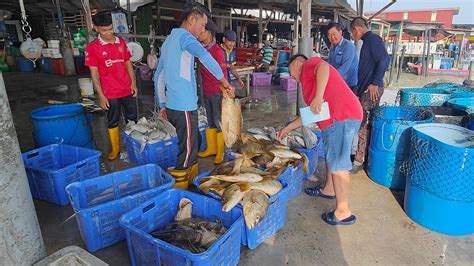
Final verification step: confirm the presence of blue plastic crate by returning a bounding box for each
[119,189,243,266]
[65,164,174,252]
[193,171,290,249]
[22,144,101,205]
[122,132,179,169]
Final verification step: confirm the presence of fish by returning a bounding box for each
[212,161,235,175]
[208,184,229,197]
[175,198,192,221]
[241,133,258,144]
[247,127,266,135]
[130,131,147,143]
[242,190,269,229]
[207,173,263,183]
[247,178,282,196]
[149,129,167,140]
[221,183,250,212]
[221,96,242,148]
[301,126,317,149]
[150,217,226,254]
[240,166,271,176]
[198,178,224,194]
[263,127,277,141]
[253,133,271,141]
[251,153,274,167]
[269,148,302,159]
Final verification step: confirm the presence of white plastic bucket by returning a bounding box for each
[78,78,94,96]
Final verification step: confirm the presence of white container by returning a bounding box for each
[78,78,94,96]
[34,246,107,266]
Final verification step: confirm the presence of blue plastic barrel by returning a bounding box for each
[450,92,474,99]
[465,114,474,130]
[17,58,34,72]
[31,104,94,149]
[367,106,433,190]
[399,87,451,106]
[446,97,474,113]
[404,123,474,235]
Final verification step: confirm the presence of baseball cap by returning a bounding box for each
[205,20,218,36]
[223,30,237,41]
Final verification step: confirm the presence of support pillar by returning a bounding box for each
[296,0,312,112]
[258,3,263,45]
[0,73,46,265]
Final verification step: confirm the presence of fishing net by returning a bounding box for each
[396,88,452,106]
[401,127,474,203]
[423,81,474,93]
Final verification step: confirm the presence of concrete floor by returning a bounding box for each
[4,71,474,265]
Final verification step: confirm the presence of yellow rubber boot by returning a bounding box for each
[168,167,190,190]
[214,132,225,164]
[188,162,199,185]
[198,128,217,157]
[107,127,120,160]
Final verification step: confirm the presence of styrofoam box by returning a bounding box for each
[33,246,107,266]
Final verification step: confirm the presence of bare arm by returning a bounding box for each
[229,65,245,88]
[277,117,302,140]
[90,66,109,110]
[310,61,330,114]
[125,61,138,96]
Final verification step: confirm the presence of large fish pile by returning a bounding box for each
[150,198,227,254]
[124,116,176,151]
[247,126,318,149]
[221,96,242,148]
[197,133,308,229]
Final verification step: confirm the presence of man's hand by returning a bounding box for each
[365,84,380,101]
[159,108,168,121]
[238,79,245,89]
[310,97,324,114]
[131,85,138,97]
[223,84,236,98]
[99,95,109,110]
[276,126,292,140]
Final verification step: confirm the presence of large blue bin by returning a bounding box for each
[17,58,35,72]
[403,123,474,235]
[446,97,474,113]
[464,114,474,130]
[399,88,451,106]
[31,104,94,149]
[367,106,433,190]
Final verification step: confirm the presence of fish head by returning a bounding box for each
[241,133,258,144]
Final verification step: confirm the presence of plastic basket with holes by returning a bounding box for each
[22,144,101,205]
[193,171,290,249]
[65,164,174,252]
[119,189,243,266]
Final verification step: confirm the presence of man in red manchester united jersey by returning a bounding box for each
[85,11,138,160]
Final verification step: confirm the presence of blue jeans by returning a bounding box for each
[322,119,361,173]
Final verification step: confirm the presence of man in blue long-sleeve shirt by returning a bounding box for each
[155,2,234,187]
[350,17,390,174]
[327,22,358,91]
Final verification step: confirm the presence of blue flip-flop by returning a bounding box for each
[304,186,336,199]
[321,212,356,225]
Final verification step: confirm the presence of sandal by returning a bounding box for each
[304,186,336,199]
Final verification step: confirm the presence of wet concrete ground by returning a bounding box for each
[4,71,474,265]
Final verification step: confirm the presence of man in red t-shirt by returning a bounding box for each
[85,11,138,160]
[278,54,363,226]
[196,20,228,164]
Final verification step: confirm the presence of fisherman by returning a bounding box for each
[278,54,363,225]
[197,19,227,164]
[220,30,245,89]
[155,2,235,188]
[326,22,358,92]
[85,11,138,161]
[349,17,390,174]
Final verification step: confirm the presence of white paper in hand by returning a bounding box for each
[300,102,330,126]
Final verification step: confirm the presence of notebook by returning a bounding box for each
[299,102,330,126]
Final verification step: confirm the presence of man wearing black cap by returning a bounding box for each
[221,30,245,89]
[197,20,228,164]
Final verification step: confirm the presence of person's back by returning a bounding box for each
[300,57,362,130]
[261,45,274,65]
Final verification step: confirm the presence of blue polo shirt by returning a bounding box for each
[356,31,390,97]
[328,38,358,88]
[221,44,236,82]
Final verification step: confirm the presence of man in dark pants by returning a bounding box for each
[85,11,138,160]
[197,20,228,164]
[350,17,390,174]
[155,2,234,188]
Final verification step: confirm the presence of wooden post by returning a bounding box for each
[258,3,263,45]
[82,0,93,43]
[55,0,77,76]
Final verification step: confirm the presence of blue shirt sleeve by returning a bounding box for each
[369,35,390,87]
[154,56,166,108]
[180,33,224,80]
[335,40,357,82]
